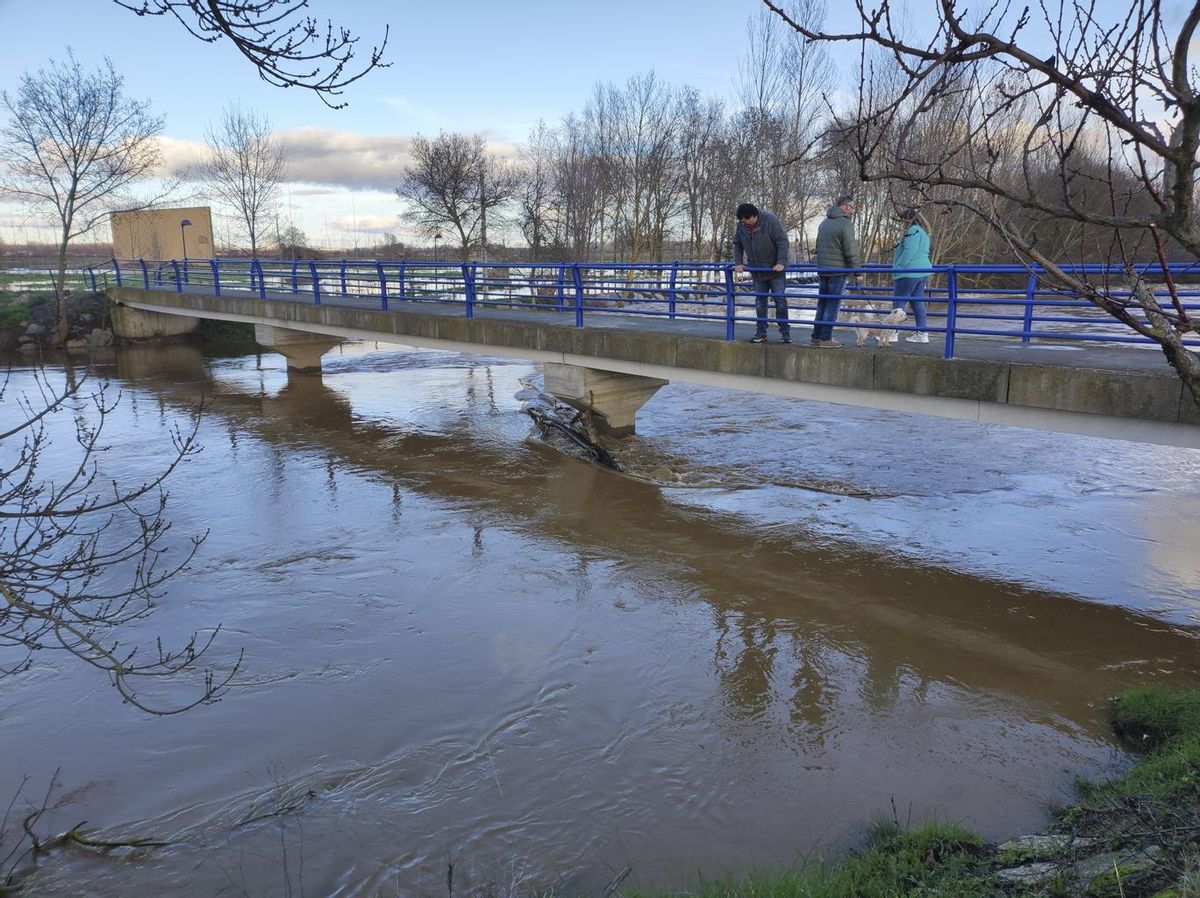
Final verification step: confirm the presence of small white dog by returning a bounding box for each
[845,300,907,347]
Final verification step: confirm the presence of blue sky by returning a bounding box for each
[0,0,1128,249]
[0,0,784,246]
[0,0,756,141]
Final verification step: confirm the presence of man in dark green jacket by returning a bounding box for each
[733,202,791,343]
[811,195,862,347]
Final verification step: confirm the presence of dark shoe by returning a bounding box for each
[780,336,792,344]
[749,333,768,344]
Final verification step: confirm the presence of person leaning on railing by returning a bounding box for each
[892,208,932,343]
[733,202,792,344]
[812,195,862,348]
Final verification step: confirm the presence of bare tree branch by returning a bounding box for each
[113,0,389,109]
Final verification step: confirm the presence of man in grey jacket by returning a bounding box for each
[811,195,863,348]
[733,202,791,343]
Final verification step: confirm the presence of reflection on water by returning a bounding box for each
[3,341,1199,897]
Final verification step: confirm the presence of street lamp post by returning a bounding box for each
[433,231,442,297]
[180,218,193,285]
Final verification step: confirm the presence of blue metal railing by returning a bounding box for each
[107,257,1200,360]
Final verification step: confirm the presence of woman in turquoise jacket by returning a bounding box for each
[892,208,932,342]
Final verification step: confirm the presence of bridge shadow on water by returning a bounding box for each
[105,342,1200,746]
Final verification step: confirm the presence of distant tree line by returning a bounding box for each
[393,2,1199,270]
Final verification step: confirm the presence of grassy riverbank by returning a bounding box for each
[634,690,1200,898]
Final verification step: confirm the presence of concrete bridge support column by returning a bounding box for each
[544,362,668,437]
[254,325,340,373]
[111,304,201,340]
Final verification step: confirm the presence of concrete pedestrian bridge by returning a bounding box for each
[100,258,1200,448]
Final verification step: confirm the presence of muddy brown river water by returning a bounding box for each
[2,341,1199,897]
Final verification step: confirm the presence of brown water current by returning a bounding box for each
[2,341,1199,897]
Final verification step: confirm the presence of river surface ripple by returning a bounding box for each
[3,341,1199,897]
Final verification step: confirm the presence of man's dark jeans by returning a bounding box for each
[813,274,848,341]
[752,273,790,338]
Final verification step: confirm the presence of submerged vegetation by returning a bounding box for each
[634,690,1200,898]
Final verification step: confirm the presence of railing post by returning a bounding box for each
[139,258,149,289]
[170,260,182,292]
[254,260,267,299]
[556,266,566,311]
[112,258,122,287]
[724,265,736,341]
[309,261,321,304]
[944,267,958,359]
[464,263,476,318]
[340,259,348,296]
[572,264,585,327]
[377,262,388,311]
[397,263,406,301]
[211,259,221,296]
[668,261,679,320]
[183,258,189,285]
[1021,268,1038,343]
[86,267,96,292]
[291,262,299,294]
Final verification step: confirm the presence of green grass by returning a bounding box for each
[630,823,995,898]
[0,291,46,330]
[633,691,1200,898]
[1111,690,1200,752]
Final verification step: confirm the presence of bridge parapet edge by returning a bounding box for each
[107,286,1198,431]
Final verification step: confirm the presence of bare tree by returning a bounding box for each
[113,0,388,108]
[1,368,240,714]
[678,88,726,259]
[606,72,683,261]
[516,121,561,261]
[554,113,607,258]
[764,0,1200,405]
[395,132,519,256]
[204,104,287,257]
[0,51,163,343]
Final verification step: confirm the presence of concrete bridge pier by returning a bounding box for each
[544,362,667,437]
[111,303,201,340]
[254,325,340,373]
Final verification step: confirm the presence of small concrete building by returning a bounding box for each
[111,206,215,261]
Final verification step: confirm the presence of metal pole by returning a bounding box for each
[724,265,736,341]
[464,263,476,318]
[377,261,388,310]
[669,261,679,320]
[572,264,585,327]
[944,268,958,359]
[1021,268,1038,343]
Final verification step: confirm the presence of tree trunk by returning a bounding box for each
[1134,281,1200,411]
[53,230,71,346]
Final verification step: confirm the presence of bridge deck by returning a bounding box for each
[109,284,1200,448]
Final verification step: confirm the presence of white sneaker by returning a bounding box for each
[906,332,930,343]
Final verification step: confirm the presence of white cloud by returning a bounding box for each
[277,127,414,191]
[155,135,207,178]
[154,127,416,192]
[332,214,400,234]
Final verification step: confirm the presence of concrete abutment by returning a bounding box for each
[110,303,201,340]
